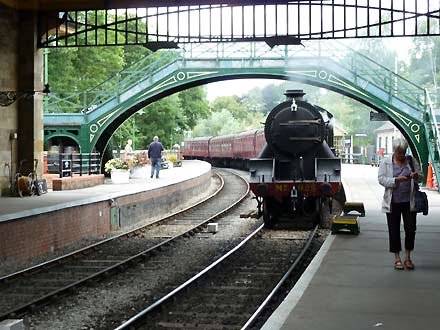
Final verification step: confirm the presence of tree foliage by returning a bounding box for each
[112,86,210,152]
[210,96,244,119]
[192,109,242,137]
[177,87,210,128]
[407,36,440,98]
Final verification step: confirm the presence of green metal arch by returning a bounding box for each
[44,132,82,151]
[84,66,427,176]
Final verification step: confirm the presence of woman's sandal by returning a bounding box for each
[404,259,415,270]
[394,260,404,270]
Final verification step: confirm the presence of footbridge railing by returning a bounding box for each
[46,51,181,114]
[45,41,426,119]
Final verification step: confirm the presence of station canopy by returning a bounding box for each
[0,0,291,11]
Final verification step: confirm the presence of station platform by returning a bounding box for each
[263,164,440,330]
[0,160,211,265]
[0,160,211,221]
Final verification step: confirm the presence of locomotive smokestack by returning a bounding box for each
[285,90,305,112]
[284,89,306,101]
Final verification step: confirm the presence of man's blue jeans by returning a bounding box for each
[150,157,161,178]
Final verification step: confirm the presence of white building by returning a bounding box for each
[374,121,404,158]
[333,122,348,156]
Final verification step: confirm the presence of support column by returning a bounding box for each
[0,5,18,195]
[16,11,44,175]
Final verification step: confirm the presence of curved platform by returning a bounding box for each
[263,164,440,330]
[0,160,211,264]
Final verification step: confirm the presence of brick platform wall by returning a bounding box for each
[117,171,211,228]
[0,170,211,263]
[0,202,109,263]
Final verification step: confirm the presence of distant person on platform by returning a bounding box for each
[173,143,181,160]
[148,136,164,179]
[124,139,134,160]
[378,138,423,271]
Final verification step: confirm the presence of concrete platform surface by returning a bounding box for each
[262,164,440,330]
[0,160,211,222]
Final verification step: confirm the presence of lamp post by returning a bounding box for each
[132,117,135,150]
[131,109,145,150]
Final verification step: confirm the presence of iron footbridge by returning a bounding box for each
[44,41,440,190]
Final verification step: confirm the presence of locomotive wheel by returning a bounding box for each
[316,197,330,228]
[263,200,275,228]
[316,198,324,226]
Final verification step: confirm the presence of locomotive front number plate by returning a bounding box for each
[274,183,319,194]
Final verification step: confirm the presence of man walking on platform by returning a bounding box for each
[148,136,164,179]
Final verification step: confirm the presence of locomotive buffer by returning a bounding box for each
[331,202,365,235]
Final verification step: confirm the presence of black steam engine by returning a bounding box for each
[249,90,342,227]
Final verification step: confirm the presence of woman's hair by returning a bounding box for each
[392,137,408,151]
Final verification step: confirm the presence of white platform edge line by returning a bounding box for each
[341,176,353,201]
[261,175,351,330]
[260,233,336,330]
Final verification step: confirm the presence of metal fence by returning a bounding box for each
[46,153,101,178]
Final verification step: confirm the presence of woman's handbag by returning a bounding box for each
[408,156,429,215]
[414,189,429,215]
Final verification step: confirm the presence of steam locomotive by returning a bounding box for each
[249,90,341,227]
[183,90,342,227]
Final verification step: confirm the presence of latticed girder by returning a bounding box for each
[39,0,440,48]
[43,40,440,188]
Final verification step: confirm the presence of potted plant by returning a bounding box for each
[130,152,150,179]
[104,158,130,184]
[168,154,182,167]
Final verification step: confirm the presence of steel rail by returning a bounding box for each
[115,223,319,330]
[0,172,223,285]
[241,224,319,330]
[115,223,266,330]
[0,170,249,321]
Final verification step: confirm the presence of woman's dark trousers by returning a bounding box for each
[386,202,417,253]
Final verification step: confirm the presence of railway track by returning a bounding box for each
[0,169,249,321]
[115,225,320,330]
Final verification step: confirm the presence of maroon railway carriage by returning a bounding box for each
[183,129,265,169]
[233,129,264,159]
[208,134,234,166]
[230,129,265,168]
[182,136,211,160]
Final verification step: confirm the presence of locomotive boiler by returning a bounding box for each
[249,90,341,227]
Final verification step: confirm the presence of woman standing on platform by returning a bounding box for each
[124,139,134,160]
[378,138,423,270]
